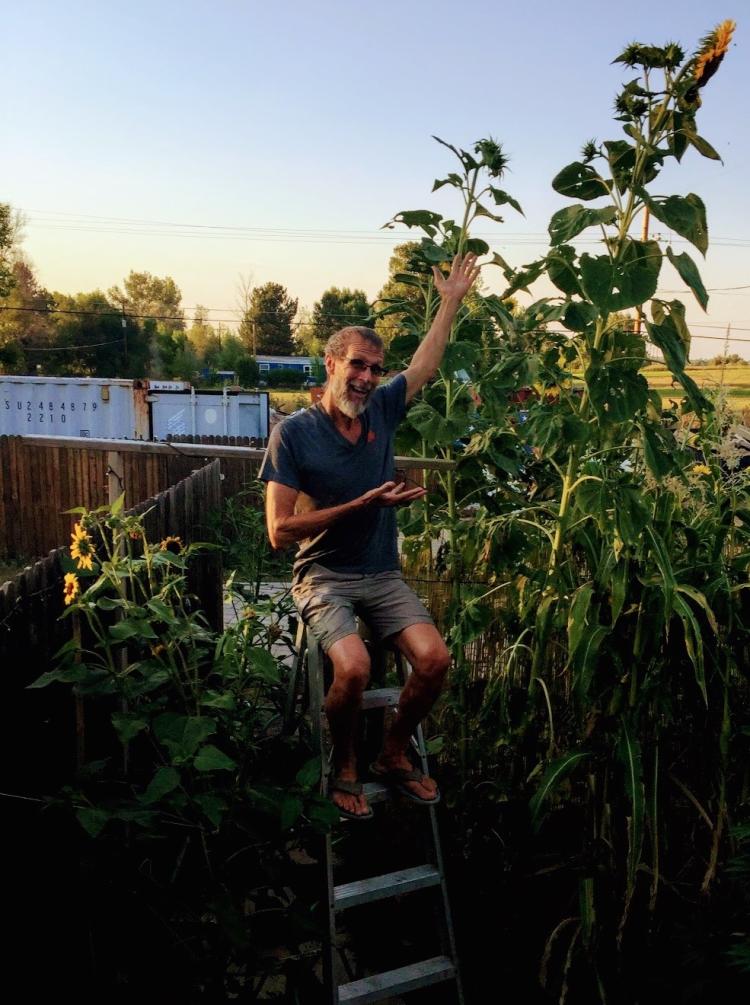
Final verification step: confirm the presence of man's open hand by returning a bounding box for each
[360,481,427,508]
[432,252,481,303]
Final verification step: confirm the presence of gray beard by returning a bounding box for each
[332,377,371,419]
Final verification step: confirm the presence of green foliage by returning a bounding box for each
[310,286,371,350]
[389,24,748,1001]
[36,503,332,994]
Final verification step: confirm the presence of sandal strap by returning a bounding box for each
[331,778,363,796]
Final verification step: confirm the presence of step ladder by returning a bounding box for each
[285,619,464,1005]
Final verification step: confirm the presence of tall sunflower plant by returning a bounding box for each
[379,21,750,995]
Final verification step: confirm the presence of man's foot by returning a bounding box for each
[330,771,373,820]
[370,751,440,805]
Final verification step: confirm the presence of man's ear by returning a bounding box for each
[324,353,336,379]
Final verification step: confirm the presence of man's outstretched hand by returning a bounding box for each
[432,252,481,303]
[360,480,427,508]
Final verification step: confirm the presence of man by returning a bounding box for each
[259,253,480,819]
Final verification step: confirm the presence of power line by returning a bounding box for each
[18,208,750,250]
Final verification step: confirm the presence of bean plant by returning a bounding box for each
[380,21,750,1001]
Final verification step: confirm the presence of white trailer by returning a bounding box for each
[0,376,269,441]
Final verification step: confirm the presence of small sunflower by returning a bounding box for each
[150,643,167,657]
[63,572,80,606]
[691,463,711,476]
[70,523,96,571]
[159,535,183,554]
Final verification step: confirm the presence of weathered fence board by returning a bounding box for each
[0,435,270,561]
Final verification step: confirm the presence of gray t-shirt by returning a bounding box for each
[259,375,407,582]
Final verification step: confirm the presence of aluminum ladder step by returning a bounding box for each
[338,955,456,1003]
[361,687,401,710]
[334,864,440,911]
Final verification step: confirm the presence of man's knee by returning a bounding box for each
[328,638,371,696]
[410,637,451,687]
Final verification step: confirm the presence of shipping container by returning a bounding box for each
[0,376,269,441]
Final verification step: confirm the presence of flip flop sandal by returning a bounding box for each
[329,777,374,821]
[369,760,441,806]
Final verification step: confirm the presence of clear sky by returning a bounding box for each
[3,1,747,356]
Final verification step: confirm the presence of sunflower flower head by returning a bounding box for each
[63,572,80,606]
[694,20,736,87]
[691,463,712,476]
[160,535,183,554]
[681,20,736,107]
[70,522,96,571]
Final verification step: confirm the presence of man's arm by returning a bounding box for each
[403,252,481,404]
[265,479,426,549]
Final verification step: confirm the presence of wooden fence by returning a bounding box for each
[0,434,267,560]
[0,459,223,799]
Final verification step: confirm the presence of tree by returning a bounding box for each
[108,271,184,377]
[374,242,431,347]
[187,305,221,365]
[0,203,19,299]
[240,282,298,356]
[0,259,55,373]
[108,271,184,332]
[308,287,371,352]
[50,290,150,378]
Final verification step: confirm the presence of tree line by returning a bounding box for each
[0,203,416,383]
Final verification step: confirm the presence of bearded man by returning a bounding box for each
[259,253,480,819]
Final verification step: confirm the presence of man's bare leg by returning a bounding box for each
[325,633,371,817]
[374,622,450,801]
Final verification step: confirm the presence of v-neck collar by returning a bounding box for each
[314,401,368,448]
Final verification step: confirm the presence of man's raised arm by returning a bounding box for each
[402,252,481,404]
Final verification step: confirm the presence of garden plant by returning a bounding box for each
[377,19,749,1002]
[35,499,337,998]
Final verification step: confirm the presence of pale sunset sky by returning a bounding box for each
[3,1,747,355]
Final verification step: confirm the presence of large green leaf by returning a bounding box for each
[529,752,590,832]
[613,485,650,544]
[562,300,598,332]
[552,161,609,201]
[567,583,595,661]
[586,362,649,423]
[639,191,708,256]
[249,647,280,683]
[604,140,636,194]
[547,245,582,296]
[194,745,237,772]
[141,766,181,805]
[617,718,645,914]
[640,420,679,479]
[645,526,676,621]
[580,239,661,313]
[388,210,443,236]
[665,247,708,310]
[408,400,471,446]
[111,713,148,744]
[548,205,616,245]
[489,187,524,215]
[296,757,322,790]
[441,340,480,374]
[673,594,708,706]
[153,713,216,762]
[645,303,712,414]
[574,623,610,704]
[77,808,111,838]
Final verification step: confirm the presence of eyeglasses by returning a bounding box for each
[342,357,386,378]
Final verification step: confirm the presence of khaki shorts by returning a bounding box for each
[291,562,435,653]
